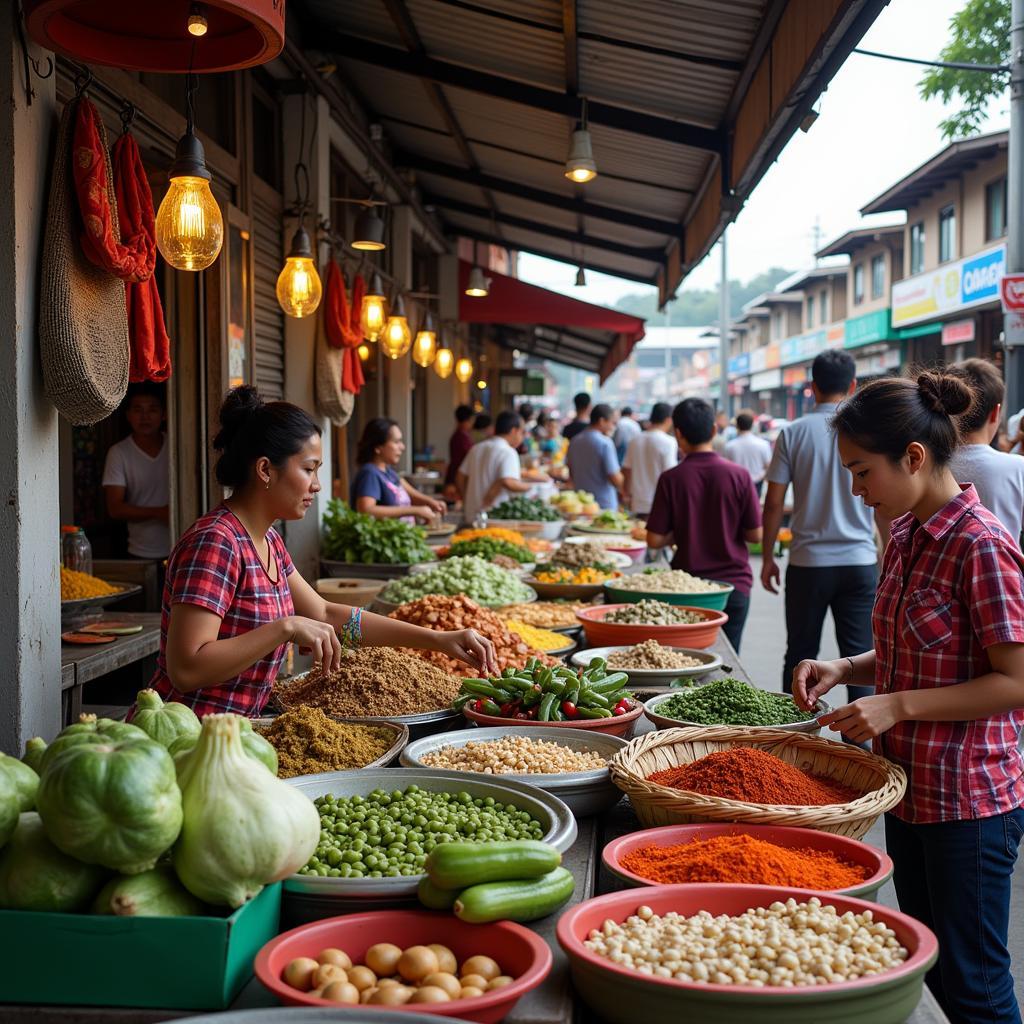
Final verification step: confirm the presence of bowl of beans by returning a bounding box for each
[603,570,734,611]
[556,885,937,1024]
[576,602,728,649]
[399,727,628,817]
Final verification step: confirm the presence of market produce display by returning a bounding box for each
[653,678,814,727]
[619,834,870,889]
[443,536,534,564]
[59,566,120,600]
[419,735,608,775]
[1,752,38,813]
[257,708,398,778]
[21,737,46,774]
[387,595,558,674]
[612,569,727,593]
[321,500,434,565]
[276,647,463,717]
[450,527,528,546]
[489,496,561,522]
[92,865,205,917]
[587,509,634,532]
[500,620,569,652]
[131,688,201,749]
[647,748,861,806]
[454,657,634,722]
[169,714,279,775]
[582,897,909,985]
[606,641,703,671]
[533,566,620,584]
[379,556,534,607]
[547,540,618,569]
[300,786,545,880]
[549,490,599,517]
[498,601,590,629]
[281,941,519,1004]
[604,601,703,625]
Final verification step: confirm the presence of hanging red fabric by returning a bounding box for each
[324,261,364,395]
[112,133,171,382]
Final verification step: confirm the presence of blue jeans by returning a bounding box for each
[885,808,1024,1024]
[721,589,750,653]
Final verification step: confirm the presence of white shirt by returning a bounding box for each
[949,443,1024,543]
[459,436,521,523]
[613,416,641,456]
[724,431,773,484]
[101,435,170,558]
[623,429,678,515]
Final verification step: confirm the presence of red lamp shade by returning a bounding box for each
[24,0,285,73]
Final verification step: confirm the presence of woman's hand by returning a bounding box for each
[816,694,902,743]
[427,497,447,516]
[438,628,497,675]
[285,615,343,672]
[410,505,439,523]
[791,659,847,711]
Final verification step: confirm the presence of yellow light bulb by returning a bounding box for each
[412,328,437,367]
[187,14,208,35]
[357,343,371,361]
[381,313,412,359]
[567,166,597,183]
[155,175,223,271]
[455,357,474,383]
[476,379,487,390]
[361,292,387,342]
[276,256,322,318]
[434,348,454,379]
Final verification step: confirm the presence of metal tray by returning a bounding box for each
[252,716,409,771]
[571,645,723,689]
[400,726,626,817]
[643,690,831,734]
[284,767,578,898]
[60,582,142,613]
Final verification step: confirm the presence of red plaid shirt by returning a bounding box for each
[148,505,295,718]
[873,485,1024,824]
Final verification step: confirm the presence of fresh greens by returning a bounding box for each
[446,537,534,563]
[655,678,813,726]
[380,556,533,607]
[321,500,435,565]
[489,497,561,522]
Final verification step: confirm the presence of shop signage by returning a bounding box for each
[749,347,768,373]
[783,366,808,386]
[855,348,902,377]
[891,244,1006,327]
[1005,311,1024,348]
[826,324,845,348]
[941,319,975,346]
[844,309,894,349]
[750,369,782,392]
[727,352,750,378]
[765,344,781,369]
[780,330,830,367]
[1000,273,1024,312]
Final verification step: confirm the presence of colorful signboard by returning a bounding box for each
[727,352,750,378]
[844,309,894,349]
[891,244,1006,328]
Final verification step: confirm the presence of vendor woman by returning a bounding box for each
[147,387,496,718]
[794,371,1024,1023]
[351,417,446,524]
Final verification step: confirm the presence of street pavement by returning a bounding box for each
[743,553,1024,1012]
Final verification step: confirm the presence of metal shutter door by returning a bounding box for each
[253,189,285,400]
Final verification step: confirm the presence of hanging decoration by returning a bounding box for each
[412,309,437,367]
[361,270,387,342]
[381,293,412,359]
[323,261,364,395]
[455,356,474,383]
[434,346,454,379]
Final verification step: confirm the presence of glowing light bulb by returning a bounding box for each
[276,256,322,318]
[476,379,487,390]
[156,174,223,271]
[381,295,412,359]
[357,343,371,361]
[412,315,437,367]
[361,273,387,342]
[434,348,454,379]
[455,357,474,383]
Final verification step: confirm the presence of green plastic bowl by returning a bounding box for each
[603,580,733,610]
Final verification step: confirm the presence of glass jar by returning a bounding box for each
[61,526,93,577]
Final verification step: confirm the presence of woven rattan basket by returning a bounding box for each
[609,726,906,840]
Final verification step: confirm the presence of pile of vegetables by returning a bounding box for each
[454,656,635,721]
[533,565,620,585]
[655,678,814,727]
[443,536,534,564]
[321,500,435,565]
[488,496,561,522]
[379,556,533,607]
[0,690,319,918]
[589,509,634,531]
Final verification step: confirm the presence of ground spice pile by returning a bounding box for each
[275,646,462,716]
[258,707,397,777]
[648,748,861,806]
[621,833,870,889]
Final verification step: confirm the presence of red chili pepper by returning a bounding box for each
[561,701,579,718]
[473,699,485,712]
[613,706,627,716]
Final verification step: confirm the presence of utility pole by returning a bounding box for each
[718,229,730,415]
[1005,0,1024,417]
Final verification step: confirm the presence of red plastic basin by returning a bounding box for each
[255,909,552,1023]
[576,603,727,649]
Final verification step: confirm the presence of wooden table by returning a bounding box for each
[9,631,948,1024]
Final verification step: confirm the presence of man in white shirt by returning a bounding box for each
[102,385,171,559]
[457,411,548,523]
[613,406,641,462]
[622,402,678,516]
[948,358,1024,545]
[724,409,773,494]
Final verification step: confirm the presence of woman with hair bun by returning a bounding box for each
[793,370,1024,1022]
[142,386,495,719]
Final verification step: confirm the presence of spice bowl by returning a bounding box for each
[571,645,724,689]
[400,726,627,816]
[556,884,937,1024]
[643,691,830,735]
[256,909,552,1022]
[576,604,728,649]
[462,699,643,738]
[601,823,894,900]
[253,716,409,772]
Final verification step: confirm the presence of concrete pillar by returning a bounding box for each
[388,205,414,471]
[0,35,61,747]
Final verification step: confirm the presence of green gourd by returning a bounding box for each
[0,812,106,911]
[92,865,205,917]
[38,714,149,774]
[0,771,18,849]
[22,737,47,774]
[36,737,183,874]
[0,754,38,812]
[170,715,278,776]
[131,689,201,750]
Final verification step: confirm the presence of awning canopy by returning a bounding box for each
[458,261,644,382]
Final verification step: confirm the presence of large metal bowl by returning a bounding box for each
[252,716,409,772]
[284,767,578,899]
[400,726,626,816]
[571,645,724,689]
[644,690,830,734]
[320,559,424,580]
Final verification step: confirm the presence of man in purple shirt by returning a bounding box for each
[645,397,763,651]
[443,404,475,500]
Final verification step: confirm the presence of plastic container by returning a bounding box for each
[576,604,728,649]
[61,524,92,576]
[603,579,733,611]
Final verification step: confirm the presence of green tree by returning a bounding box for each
[919,0,1009,140]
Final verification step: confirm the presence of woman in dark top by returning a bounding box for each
[351,418,446,524]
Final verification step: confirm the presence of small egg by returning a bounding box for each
[369,985,414,1006]
[429,943,458,974]
[422,972,462,998]
[461,955,501,981]
[460,985,485,999]
[410,985,451,1004]
[488,976,514,990]
[365,942,403,977]
[398,945,440,982]
[346,965,378,991]
[321,981,360,1005]
[312,964,347,988]
[459,973,490,991]
[317,948,352,970]
[376,978,401,988]
[282,957,320,991]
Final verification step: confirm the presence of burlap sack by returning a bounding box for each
[315,297,354,427]
[40,99,130,425]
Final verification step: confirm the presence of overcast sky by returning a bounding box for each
[516,0,1009,309]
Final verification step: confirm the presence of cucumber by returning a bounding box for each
[417,876,459,910]
[425,840,561,890]
[454,867,575,924]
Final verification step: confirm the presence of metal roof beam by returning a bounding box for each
[405,154,680,236]
[324,33,725,152]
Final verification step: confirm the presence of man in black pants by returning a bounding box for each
[760,350,884,698]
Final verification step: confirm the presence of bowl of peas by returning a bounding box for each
[284,768,578,901]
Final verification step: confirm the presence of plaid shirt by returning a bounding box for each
[148,505,295,718]
[873,485,1024,824]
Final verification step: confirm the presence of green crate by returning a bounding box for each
[0,882,280,1010]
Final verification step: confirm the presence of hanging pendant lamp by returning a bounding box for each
[465,265,490,297]
[381,294,412,359]
[351,203,387,251]
[412,310,438,367]
[357,343,371,361]
[455,356,474,384]
[276,223,322,318]
[575,265,587,287]
[434,347,455,379]
[361,271,387,342]
[565,97,598,183]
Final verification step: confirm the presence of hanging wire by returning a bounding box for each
[120,100,137,136]
[853,47,1009,75]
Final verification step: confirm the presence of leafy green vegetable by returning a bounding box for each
[321,500,435,565]
[446,537,533,563]
[489,497,560,522]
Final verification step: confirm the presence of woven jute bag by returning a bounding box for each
[40,99,129,425]
[314,295,354,428]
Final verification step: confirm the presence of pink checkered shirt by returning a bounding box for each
[148,505,295,718]
[873,485,1024,824]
